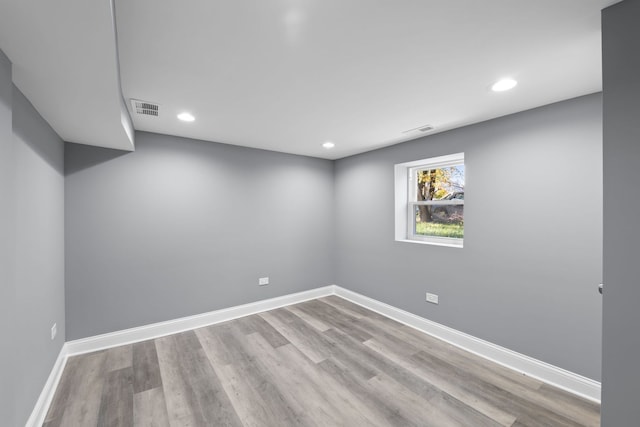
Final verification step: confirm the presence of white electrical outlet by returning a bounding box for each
[426,293,439,304]
[51,323,57,340]
[258,277,269,286]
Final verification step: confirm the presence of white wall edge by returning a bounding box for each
[25,344,69,427]
[65,285,335,356]
[333,285,601,403]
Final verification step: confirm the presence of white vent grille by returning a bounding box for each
[402,124,434,134]
[130,99,159,117]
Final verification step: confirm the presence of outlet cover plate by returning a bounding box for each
[426,293,439,304]
[259,277,269,286]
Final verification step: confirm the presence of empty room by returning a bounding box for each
[1,0,639,426]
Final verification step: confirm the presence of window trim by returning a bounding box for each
[394,153,464,248]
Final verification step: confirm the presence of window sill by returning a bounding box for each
[396,238,463,249]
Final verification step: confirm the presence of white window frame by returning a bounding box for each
[394,152,464,248]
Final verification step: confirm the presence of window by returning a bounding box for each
[395,153,465,247]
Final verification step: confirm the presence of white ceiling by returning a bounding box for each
[0,0,134,151]
[0,0,621,159]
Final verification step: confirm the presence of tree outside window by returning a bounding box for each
[395,152,464,247]
[412,165,465,239]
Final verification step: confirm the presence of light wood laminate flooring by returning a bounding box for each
[43,296,600,426]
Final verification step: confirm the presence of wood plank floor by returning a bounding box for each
[44,296,600,426]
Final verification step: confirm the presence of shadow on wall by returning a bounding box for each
[12,87,64,174]
[65,142,129,176]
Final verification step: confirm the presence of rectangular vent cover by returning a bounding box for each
[402,124,434,134]
[131,99,159,117]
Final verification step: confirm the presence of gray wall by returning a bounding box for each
[65,132,335,339]
[334,93,603,381]
[0,47,16,427]
[0,49,65,426]
[601,0,640,424]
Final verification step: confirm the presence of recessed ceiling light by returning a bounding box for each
[322,142,335,149]
[491,78,518,92]
[177,112,195,122]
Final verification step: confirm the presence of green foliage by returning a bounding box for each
[415,222,464,238]
[417,166,464,201]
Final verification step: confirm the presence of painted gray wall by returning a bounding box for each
[65,131,334,339]
[0,49,65,426]
[0,47,17,427]
[13,85,66,425]
[601,0,640,424]
[334,93,603,380]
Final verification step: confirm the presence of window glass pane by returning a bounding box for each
[414,204,464,238]
[415,165,465,202]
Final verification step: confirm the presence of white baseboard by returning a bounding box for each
[65,285,335,356]
[29,283,600,426]
[25,344,69,427]
[333,286,601,403]
[29,286,335,426]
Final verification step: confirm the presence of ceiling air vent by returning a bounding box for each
[402,124,434,134]
[130,99,159,117]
